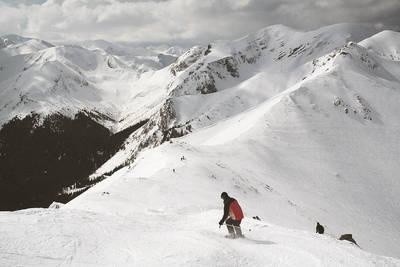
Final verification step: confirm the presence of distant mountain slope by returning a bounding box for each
[0,35,181,131]
[0,35,176,209]
[0,34,54,55]
[73,39,184,75]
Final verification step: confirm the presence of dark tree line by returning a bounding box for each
[0,112,146,210]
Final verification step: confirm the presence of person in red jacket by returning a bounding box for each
[219,192,244,238]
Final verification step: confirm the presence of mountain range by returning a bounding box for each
[0,23,400,264]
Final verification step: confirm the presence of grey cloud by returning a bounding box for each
[0,0,399,45]
[0,0,46,5]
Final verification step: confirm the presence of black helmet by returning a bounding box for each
[220,192,228,199]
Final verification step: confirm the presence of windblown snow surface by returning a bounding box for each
[1,24,400,266]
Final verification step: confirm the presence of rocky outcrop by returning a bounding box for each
[339,234,359,247]
[170,46,206,75]
[168,47,260,96]
[122,99,191,162]
[117,33,270,160]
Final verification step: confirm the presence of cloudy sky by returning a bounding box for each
[0,0,399,45]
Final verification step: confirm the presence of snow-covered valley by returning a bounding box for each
[1,23,400,265]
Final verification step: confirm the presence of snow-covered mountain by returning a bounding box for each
[69,39,184,76]
[79,23,400,259]
[0,36,177,130]
[0,34,54,56]
[1,23,400,265]
[0,34,177,209]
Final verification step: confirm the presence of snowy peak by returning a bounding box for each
[162,24,387,130]
[34,45,128,72]
[0,39,166,130]
[0,34,54,55]
[360,30,400,61]
[0,34,31,47]
[306,40,399,82]
[167,23,382,98]
[74,39,183,73]
[162,46,186,57]
[0,45,119,129]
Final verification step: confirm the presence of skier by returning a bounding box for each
[219,192,244,238]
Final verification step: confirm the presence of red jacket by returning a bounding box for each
[229,199,244,220]
[221,197,244,222]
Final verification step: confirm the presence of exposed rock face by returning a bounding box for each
[167,36,270,97]
[170,46,206,75]
[124,99,190,161]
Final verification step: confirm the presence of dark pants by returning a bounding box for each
[226,218,243,237]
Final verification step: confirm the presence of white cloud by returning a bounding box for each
[0,0,399,44]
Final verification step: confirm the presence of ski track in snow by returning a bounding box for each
[1,207,399,266]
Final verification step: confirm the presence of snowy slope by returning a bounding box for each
[1,206,399,266]
[80,24,400,258]
[1,23,400,265]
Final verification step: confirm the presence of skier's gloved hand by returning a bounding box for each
[219,219,224,226]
